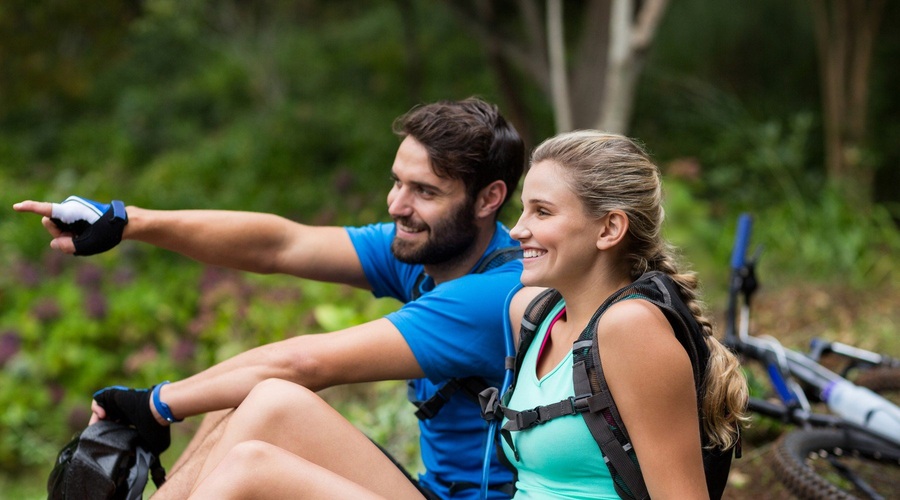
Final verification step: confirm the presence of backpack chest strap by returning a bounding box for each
[500,395,588,431]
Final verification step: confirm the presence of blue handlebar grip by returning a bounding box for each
[730,213,753,270]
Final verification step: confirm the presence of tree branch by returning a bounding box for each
[631,0,669,53]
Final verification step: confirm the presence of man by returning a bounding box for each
[14,97,524,499]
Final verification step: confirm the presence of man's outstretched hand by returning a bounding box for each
[13,196,128,256]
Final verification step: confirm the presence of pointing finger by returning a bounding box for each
[12,200,54,217]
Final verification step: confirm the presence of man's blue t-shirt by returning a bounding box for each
[346,221,521,500]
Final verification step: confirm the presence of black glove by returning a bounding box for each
[49,196,128,256]
[92,386,171,455]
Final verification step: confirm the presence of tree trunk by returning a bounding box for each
[809,0,886,207]
[598,0,669,134]
[441,0,668,137]
[547,0,573,132]
[570,0,613,129]
[599,0,633,133]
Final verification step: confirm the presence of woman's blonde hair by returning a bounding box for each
[531,130,749,449]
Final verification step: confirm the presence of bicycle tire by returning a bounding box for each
[771,427,900,500]
[854,367,900,394]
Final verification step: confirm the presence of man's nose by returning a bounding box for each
[387,187,413,217]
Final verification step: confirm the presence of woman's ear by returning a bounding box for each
[475,180,508,219]
[597,211,629,250]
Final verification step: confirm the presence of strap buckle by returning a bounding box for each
[515,408,540,429]
[571,394,591,413]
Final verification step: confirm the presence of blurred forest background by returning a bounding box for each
[1,0,898,497]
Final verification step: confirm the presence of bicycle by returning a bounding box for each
[723,213,900,500]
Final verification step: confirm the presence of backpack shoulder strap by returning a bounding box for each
[480,287,560,427]
[407,246,523,420]
[479,287,562,469]
[513,288,561,379]
[575,272,718,499]
[570,276,662,500]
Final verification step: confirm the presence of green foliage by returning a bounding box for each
[661,177,724,289]
[752,192,900,288]
[1,0,898,491]
[0,247,402,475]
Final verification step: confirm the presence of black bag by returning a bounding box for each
[48,420,166,500]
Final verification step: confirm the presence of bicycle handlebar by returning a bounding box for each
[730,213,753,271]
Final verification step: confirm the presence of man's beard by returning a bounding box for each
[391,199,479,266]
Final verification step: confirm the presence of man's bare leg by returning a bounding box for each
[168,409,233,475]
[152,410,232,499]
[188,379,423,499]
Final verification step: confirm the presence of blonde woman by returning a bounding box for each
[498,130,748,499]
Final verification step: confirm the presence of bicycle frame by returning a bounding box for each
[723,213,900,447]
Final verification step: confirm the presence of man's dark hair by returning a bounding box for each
[392,97,525,213]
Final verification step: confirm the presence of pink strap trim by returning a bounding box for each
[536,307,567,363]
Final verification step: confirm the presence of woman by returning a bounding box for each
[185,131,747,499]
[498,130,747,498]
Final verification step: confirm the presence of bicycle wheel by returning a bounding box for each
[771,427,900,500]
[854,367,900,395]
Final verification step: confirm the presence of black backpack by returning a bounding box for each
[48,420,167,500]
[481,271,737,500]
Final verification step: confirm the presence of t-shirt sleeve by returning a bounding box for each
[345,223,419,302]
[385,264,523,383]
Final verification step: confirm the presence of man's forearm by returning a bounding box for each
[154,340,312,419]
[153,320,421,420]
[124,207,296,274]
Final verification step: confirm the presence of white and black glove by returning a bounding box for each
[50,196,128,256]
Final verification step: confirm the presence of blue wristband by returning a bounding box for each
[152,381,183,423]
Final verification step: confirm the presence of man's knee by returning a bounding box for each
[243,379,320,413]
[206,441,277,492]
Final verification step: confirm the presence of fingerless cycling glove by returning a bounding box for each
[92,386,171,455]
[50,196,128,256]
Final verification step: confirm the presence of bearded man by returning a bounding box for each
[15,97,525,500]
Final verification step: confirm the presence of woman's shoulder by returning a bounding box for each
[595,298,682,359]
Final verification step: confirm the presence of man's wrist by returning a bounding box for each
[149,384,172,426]
[120,205,142,242]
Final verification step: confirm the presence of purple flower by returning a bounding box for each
[172,339,196,364]
[0,330,21,366]
[15,261,41,287]
[75,263,104,290]
[43,251,68,277]
[113,266,135,286]
[124,345,158,374]
[32,298,62,323]
[85,291,108,320]
[199,266,229,293]
[48,383,66,405]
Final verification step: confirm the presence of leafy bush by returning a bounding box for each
[0,239,400,474]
